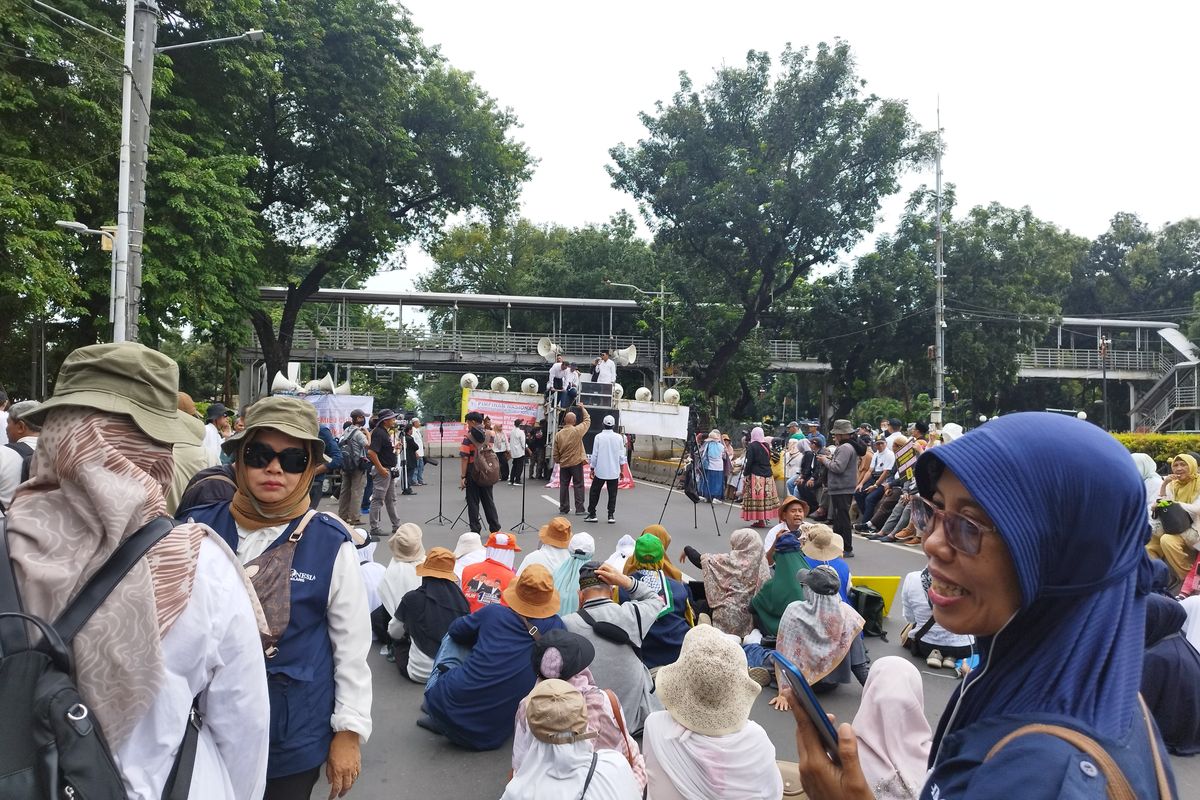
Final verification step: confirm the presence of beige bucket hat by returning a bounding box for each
[221,395,327,461]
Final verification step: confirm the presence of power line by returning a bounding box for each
[18,0,124,70]
[807,306,935,345]
[0,148,119,192]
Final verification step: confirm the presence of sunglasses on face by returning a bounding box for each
[910,495,991,556]
[242,441,310,473]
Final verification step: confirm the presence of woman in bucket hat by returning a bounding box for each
[421,564,565,751]
[517,515,573,575]
[9,342,270,798]
[181,394,372,800]
[643,624,783,800]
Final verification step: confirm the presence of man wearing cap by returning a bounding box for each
[764,495,811,559]
[503,679,640,799]
[202,401,230,461]
[460,531,522,613]
[805,420,826,448]
[563,561,664,734]
[786,420,803,442]
[367,408,402,540]
[422,564,566,750]
[816,419,866,558]
[585,414,626,524]
[554,402,591,515]
[4,399,41,485]
[460,411,501,535]
[11,341,270,798]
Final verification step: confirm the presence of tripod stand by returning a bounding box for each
[511,470,536,533]
[658,436,721,536]
[425,417,453,526]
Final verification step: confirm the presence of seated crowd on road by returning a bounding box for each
[1,343,1198,799]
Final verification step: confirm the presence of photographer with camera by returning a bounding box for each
[368,408,402,539]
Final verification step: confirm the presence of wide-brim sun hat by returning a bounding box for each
[655,624,761,736]
[416,547,458,581]
[830,419,854,435]
[389,522,426,563]
[27,341,197,445]
[802,527,844,561]
[220,395,327,461]
[502,563,561,618]
[539,516,572,548]
[454,532,485,558]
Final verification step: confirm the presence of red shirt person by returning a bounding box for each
[460,531,522,613]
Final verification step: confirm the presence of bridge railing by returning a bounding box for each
[1016,347,1173,375]
[289,327,658,364]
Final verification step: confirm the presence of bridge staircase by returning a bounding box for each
[1128,328,1200,432]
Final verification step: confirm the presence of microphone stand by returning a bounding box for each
[511,429,536,533]
[425,417,453,526]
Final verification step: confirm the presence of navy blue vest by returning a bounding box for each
[183,502,350,778]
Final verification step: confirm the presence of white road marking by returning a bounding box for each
[540,494,559,506]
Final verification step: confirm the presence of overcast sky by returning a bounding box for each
[370,1,1200,296]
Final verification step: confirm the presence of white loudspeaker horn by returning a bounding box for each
[611,383,624,401]
[333,379,352,395]
[521,378,539,395]
[318,373,336,393]
[490,376,510,393]
[537,337,562,363]
[460,373,479,390]
[663,388,681,405]
[271,371,300,393]
[634,387,652,401]
[614,345,637,366]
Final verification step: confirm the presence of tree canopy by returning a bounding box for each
[609,41,931,394]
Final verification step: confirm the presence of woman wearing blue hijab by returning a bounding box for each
[789,412,1178,799]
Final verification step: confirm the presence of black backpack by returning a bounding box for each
[5,441,33,483]
[0,515,199,800]
[848,585,888,640]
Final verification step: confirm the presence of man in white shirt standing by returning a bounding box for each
[547,355,567,408]
[585,415,627,524]
[595,350,617,384]
[507,418,528,485]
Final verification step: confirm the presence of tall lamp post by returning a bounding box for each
[56,220,120,340]
[605,279,671,401]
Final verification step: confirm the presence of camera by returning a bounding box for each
[389,467,401,479]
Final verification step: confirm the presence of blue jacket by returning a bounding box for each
[922,709,1176,799]
[182,501,350,777]
[318,425,343,472]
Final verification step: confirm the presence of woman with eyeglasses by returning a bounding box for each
[180,396,372,800]
[789,412,1178,800]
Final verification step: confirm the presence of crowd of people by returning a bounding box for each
[1,345,1198,800]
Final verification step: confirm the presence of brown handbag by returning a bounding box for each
[243,510,316,658]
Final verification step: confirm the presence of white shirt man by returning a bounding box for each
[596,353,617,384]
[547,357,567,391]
[507,423,526,456]
[586,416,627,523]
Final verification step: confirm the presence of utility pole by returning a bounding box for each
[1099,334,1111,431]
[932,109,946,426]
[121,0,160,340]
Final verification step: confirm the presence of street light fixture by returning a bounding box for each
[156,28,266,54]
[605,278,672,402]
[56,220,122,341]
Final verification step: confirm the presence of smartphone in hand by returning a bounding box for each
[773,651,841,765]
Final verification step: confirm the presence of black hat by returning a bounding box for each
[206,402,230,422]
[577,561,604,591]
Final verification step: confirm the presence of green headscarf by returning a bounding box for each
[750,549,811,636]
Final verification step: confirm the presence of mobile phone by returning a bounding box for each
[772,651,841,765]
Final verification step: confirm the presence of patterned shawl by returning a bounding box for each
[776,566,864,683]
[4,409,207,745]
[701,528,771,636]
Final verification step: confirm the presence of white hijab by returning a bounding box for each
[642,710,782,800]
[518,543,571,575]
[377,559,419,615]
[1182,595,1200,652]
[852,656,931,800]
[502,739,639,800]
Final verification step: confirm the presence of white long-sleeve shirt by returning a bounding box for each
[233,522,373,742]
[548,361,567,389]
[411,427,424,458]
[118,534,269,800]
[508,426,527,456]
[0,443,22,507]
[596,358,617,384]
[589,429,627,481]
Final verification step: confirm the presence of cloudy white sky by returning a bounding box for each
[370,1,1200,294]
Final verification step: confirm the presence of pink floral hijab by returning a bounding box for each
[776,565,864,683]
[701,528,771,636]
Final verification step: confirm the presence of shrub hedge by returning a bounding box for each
[1112,433,1200,465]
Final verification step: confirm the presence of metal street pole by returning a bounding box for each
[113,0,138,342]
[932,111,946,426]
[124,0,160,340]
[659,278,665,402]
[1100,335,1110,431]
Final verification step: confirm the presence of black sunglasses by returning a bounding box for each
[242,441,310,473]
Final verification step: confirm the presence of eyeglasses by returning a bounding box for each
[242,441,310,473]
[910,496,991,556]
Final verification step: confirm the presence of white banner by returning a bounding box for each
[615,400,690,439]
[300,394,375,429]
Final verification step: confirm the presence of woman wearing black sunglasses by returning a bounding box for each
[181,395,372,800]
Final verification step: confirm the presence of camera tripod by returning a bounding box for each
[658,433,722,536]
[425,416,454,526]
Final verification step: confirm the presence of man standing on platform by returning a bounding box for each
[595,350,617,384]
[554,403,590,515]
[585,415,625,524]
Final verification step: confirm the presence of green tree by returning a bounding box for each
[609,41,930,394]
[242,0,532,380]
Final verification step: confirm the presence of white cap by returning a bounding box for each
[603,415,615,427]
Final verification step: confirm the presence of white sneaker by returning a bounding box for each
[927,649,944,669]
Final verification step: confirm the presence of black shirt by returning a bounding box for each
[370,425,397,468]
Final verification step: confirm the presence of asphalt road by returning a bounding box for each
[312,470,1200,799]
